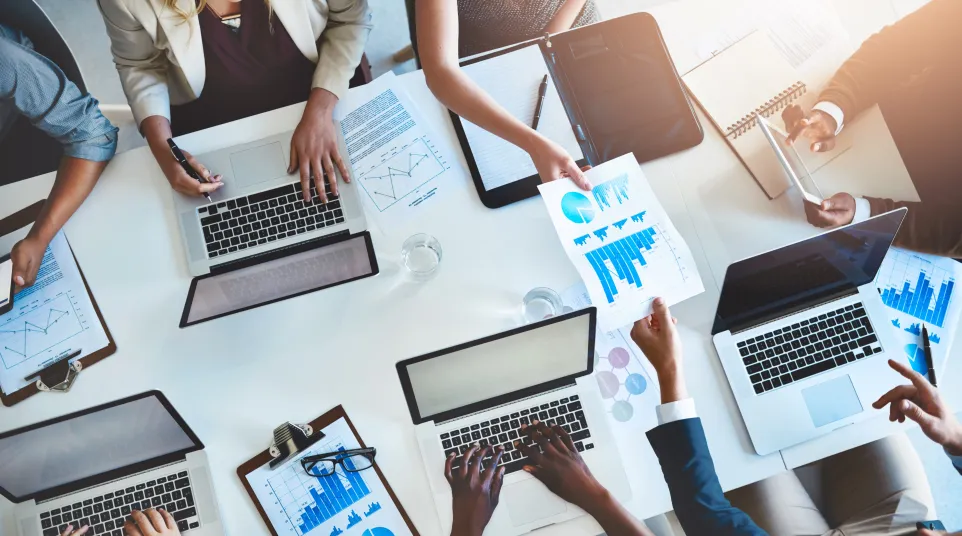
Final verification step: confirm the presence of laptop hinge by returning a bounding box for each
[731,286,860,335]
[36,460,185,505]
[435,383,576,426]
[209,230,350,275]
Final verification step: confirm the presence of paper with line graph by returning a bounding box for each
[539,154,704,330]
[335,73,458,226]
[0,231,108,393]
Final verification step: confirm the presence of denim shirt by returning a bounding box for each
[0,24,117,162]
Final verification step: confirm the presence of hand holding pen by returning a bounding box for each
[166,138,223,201]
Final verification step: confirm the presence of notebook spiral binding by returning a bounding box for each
[727,81,807,139]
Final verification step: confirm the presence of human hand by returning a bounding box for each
[804,192,856,228]
[60,524,89,536]
[783,104,838,152]
[514,421,609,511]
[156,148,223,197]
[124,509,180,536]
[873,359,962,456]
[446,446,506,536]
[630,298,687,403]
[289,88,351,203]
[527,135,591,190]
[10,236,47,289]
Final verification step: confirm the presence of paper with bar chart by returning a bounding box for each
[539,154,704,330]
[246,418,412,536]
[0,231,109,394]
[874,247,962,379]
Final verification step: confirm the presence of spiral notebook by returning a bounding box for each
[683,31,818,199]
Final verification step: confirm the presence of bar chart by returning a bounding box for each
[584,227,659,303]
[878,266,955,328]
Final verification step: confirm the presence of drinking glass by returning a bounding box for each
[401,234,442,279]
[521,287,563,323]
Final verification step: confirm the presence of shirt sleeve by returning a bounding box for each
[947,448,962,472]
[657,398,698,425]
[812,101,845,136]
[852,197,873,223]
[0,24,118,162]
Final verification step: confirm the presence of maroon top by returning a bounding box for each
[170,0,316,135]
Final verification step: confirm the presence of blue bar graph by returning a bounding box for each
[294,448,372,534]
[880,271,955,328]
[592,174,630,210]
[585,227,657,303]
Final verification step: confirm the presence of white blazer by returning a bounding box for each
[98,0,372,127]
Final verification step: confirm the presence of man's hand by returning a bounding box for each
[60,524,89,536]
[446,446,506,536]
[515,422,609,510]
[872,359,962,456]
[630,297,688,404]
[289,88,351,204]
[783,104,838,152]
[10,236,47,289]
[804,192,857,228]
[124,509,180,536]
[527,135,591,191]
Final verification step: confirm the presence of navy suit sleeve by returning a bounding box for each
[647,418,768,536]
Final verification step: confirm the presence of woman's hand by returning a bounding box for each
[527,135,591,190]
[446,446,506,536]
[289,88,351,203]
[142,116,223,198]
[124,509,181,536]
[60,524,89,536]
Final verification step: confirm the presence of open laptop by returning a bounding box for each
[396,308,631,535]
[712,209,908,455]
[0,391,224,536]
[173,129,368,276]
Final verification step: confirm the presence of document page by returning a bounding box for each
[246,417,414,536]
[459,44,584,191]
[0,231,109,394]
[539,154,704,330]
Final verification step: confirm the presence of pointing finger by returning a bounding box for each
[888,359,937,396]
[872,384,917,410]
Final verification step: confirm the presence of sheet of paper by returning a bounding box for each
[561,283,661,430]
[0,231,110,394]
[874,247,961,380]
[335,73,457,226]
[539,154,704,330]
[459,44,584,191]
[246,417,413,536]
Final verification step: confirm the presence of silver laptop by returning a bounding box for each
[1,391,224,536]
[396,308,631,535]
[712,209,908,455]
[174,129,367,276]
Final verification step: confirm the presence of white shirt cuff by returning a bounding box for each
[813,101,845,136]
[852,197,872,223]
[947,448,962,472]
[656,398,698,425]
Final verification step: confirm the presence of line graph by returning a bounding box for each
[0,293,84,369]
[356,136,449,212]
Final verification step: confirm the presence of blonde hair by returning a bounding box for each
[163,0,273,22]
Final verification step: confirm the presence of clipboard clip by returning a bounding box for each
[268,422,324,468]
[24,349,83,393]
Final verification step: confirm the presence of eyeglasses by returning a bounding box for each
[300,448,377,478]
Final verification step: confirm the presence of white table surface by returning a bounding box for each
[2,1,958,535]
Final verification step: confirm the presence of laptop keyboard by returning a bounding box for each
[440,395,595,475]
[196,181,345,259]
[739,303,882,395]
[39,471,200,536]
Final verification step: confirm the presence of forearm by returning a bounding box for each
[142,115,174,161]
[866,197,962,258]
[28,157,108,245]
[544,0,588,34]
[583,491,653,536]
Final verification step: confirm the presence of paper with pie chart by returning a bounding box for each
[539,154,704,330]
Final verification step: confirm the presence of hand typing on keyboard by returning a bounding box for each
[58,524,88,536]
[124,509,181,536]
[446,446,506,536]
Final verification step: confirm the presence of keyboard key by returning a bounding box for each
[792,358,837,382]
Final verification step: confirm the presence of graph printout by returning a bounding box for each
[539,154,704,330]
[247,417,413,536]
[0,231,109,393]
[335,73,457,227]
[874,247,962,379]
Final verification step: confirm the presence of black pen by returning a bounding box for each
[922,325,937,387]
[531,74,549,130]
[167,138,213,203]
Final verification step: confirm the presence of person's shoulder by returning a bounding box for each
[0,23,34,49]
[98,0,152,28]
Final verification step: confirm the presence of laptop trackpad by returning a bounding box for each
[802,375,863,427]
[505,479,567,526]
[230,142,288,188]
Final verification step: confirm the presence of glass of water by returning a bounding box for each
[521,287,563,323]
[401,233,442,279]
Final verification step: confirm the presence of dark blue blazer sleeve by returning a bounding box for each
[647,418,768,536]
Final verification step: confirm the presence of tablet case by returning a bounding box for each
[237,405,420,536]
[0,200,116,406]
[452,12,704,208]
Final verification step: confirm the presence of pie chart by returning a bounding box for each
[561,192,594,224]
[361,529,394,536]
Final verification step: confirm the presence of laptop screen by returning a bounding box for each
[0,392,199,502]
[397,309,595,424]
[713,210,906,334]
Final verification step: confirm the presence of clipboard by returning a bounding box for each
[0,200,116,406]
[237,405,419,536]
